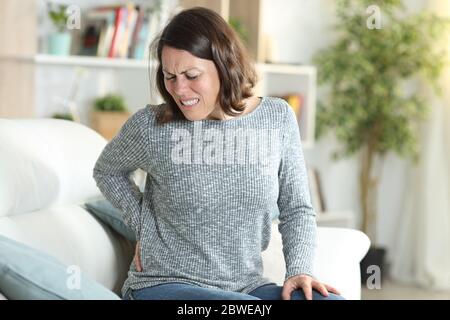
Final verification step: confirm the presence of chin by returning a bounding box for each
[181,112,205,122]
[179,107,209,121]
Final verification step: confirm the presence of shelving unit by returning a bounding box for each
[255,63,316,148]
[4,54,149,69]
[316,211,356,229]
[0,0,317,146]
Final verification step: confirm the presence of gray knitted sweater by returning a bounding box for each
[93,97,317,297]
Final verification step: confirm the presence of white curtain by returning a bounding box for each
[390,0,450,290]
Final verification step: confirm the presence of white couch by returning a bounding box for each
[0,118,370,300]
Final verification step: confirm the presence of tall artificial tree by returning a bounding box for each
[313,0,449,243]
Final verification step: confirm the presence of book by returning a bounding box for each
[79,23,101,56]
[78,4,168,60]
[130,10,149,60]
[118,3,138,58]
[313,168,326,212]
[128,5,145,58]
[108,6,126,58]
[84,7,116,57]
[81,7,115,57]
[143,9,161,60]
[307,167,325,214]
[132,8,160,60]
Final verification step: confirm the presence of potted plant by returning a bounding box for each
[47,3,71,55]
[229,18,250,46]
[313,0,449,283]
[52,112,74,121]
[91,94,131,140]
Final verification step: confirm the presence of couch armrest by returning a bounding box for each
[262,223,370,300]
[313,227,370,300]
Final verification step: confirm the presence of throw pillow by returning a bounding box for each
[83,198,136,242]
[0,235,120,300]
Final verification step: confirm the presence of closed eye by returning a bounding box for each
[164,74,199,81]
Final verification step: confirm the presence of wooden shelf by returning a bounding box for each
[1,53,317,147]
[255,63,316,75]
[0,54,150,69]
[316,210,355,228]
[273,210,356,229]
[0,54,316,75]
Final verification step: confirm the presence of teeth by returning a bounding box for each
[181,99,199,106]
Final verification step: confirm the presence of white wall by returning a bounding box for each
[262,0,338,65]
[262,0,427,270]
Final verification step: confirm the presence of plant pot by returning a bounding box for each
[48,32,72,56]
[91,111,131,141]
[360,246,386,285]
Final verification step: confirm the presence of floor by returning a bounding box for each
[361,278,450,300]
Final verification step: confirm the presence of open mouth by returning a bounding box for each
[180,98,199,108]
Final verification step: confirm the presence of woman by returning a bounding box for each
[93,7,343,301]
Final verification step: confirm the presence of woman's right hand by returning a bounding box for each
[134,241,142,272]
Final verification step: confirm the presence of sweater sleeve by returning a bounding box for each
[277,102,317,280]
[92,108,150,239]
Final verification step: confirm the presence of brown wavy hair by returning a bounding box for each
[150,7,257,124]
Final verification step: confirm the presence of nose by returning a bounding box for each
[173,77,189,96]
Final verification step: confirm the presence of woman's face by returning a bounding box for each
[162,46,222,121]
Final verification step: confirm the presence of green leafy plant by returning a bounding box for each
[94,94,128,112]
[229,17,249,45]
[47,3,69,33]
[313,0,450,242]
[52,113,74,121]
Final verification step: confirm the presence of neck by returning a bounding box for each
[207,98,251,121]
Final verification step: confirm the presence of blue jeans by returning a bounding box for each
[123,282,344,300]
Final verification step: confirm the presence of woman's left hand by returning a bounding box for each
[281,274,341,300]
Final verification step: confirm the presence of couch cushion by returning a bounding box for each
[0,119,107,217]
[84,198,136,242]
[0,147,58,218]
[0,235,120,300]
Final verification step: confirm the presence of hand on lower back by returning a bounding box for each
[134,241,142,272]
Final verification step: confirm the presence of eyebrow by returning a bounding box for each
[162,68,201,75]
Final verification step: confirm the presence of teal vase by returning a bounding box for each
[48,32,71,56]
